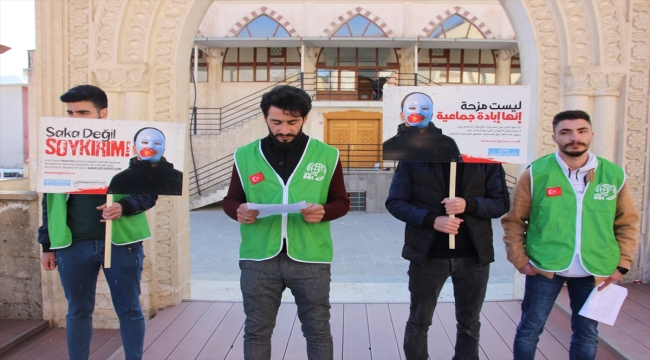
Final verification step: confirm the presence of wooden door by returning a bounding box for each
[327,119,381,168]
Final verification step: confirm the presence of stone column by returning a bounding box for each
[495,49,518,85]
[592,73,624,162]
[564,67,593,117]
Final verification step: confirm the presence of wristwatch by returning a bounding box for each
[616,266,629,275]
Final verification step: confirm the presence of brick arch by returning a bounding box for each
[321,7,394,37]
[419,6,495,39]
[226,6,298,38]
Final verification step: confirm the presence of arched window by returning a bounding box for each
[223,15,298,82]
[419,14,497,84]
[236,15,291,38]
[333,15,387,37]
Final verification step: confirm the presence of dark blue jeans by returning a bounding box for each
[404,257,490,360]
[514,274,598,360]
[56,240,145,360]
[240,254,333,360]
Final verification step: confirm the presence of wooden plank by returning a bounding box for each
[620,295,650,328]
[497,301,548,359]
[598,319,650,359]
[72,329,120,360]
[33,329,68,360]
[330,304,344,360]
[435,303,488,360]
[143,301,211,359]
[7,328,66,360]
[610,307,650,347]
[428,310,455,360]
[626,283,650,295]
[224,322,245,360]
[114,301,190,360]
[621,284,650,309]
[366,304,401,360]
[0,320,49,352]
[388,303,409,360]
[168,302,234,359]
[196,302,246,360]
[90,330,123,360]
[2,328,61,360]
[478,310,516,360]
[342,303,371,360]
[270,303,297,360]
[282,309,307,360]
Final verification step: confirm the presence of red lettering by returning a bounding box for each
[45,138,56,154]
[80,140,92,155]
[110,141,126,157]
[68,140,80,155]
[55,140,67,156]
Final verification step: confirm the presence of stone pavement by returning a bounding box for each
[190,204,516,302]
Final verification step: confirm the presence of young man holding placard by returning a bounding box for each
[502,110,639,359]
[38,85,157,360]
[385,163,509,358]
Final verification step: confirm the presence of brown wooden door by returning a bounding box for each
[327,119,381,168]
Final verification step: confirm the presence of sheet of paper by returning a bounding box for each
[578,284,628,326]
[247,201,308,219]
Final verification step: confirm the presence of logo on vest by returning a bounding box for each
[249,172,264,185]
[303,162,327,181]
[594,184,617,200]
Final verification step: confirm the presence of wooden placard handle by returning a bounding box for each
[104,194,113,268]
[449,162,456,249]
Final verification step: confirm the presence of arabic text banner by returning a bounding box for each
[382,86,531,164]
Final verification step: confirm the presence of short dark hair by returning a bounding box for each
[60,85,108,112]
[552,110,591,131]
[260,85,311,118]
[400,92,432,108]
[133,127,165,142]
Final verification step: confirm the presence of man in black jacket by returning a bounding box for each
[386,161,509,360]
[108,127,183,195]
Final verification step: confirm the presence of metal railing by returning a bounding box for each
[331,143,397,172]
[188,153,234,197]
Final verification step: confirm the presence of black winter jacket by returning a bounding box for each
[385,161,509,265]
[108,156,183,196]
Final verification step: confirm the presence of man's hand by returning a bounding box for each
[237,203,260,224]
[433,216,464,234]
[518,263,539,276]
[300,203,325,223]
[97,202,123,222]
[598,269,623,291]
[41,252,57,271]
[441,197,466,215]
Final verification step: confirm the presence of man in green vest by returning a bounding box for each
[223,85,349,360]
[502,110,639,359]
[38,85,157,360]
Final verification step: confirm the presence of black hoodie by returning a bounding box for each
[382,123,463,162]
[107,156,183,195]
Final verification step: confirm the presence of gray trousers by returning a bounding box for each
[240,254,333,360]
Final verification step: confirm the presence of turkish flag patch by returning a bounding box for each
[546,187,562,197]
[249,172,264,185]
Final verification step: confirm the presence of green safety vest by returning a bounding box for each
[234,138,339,263]
[527,154,624,276]
[46,193,152,249]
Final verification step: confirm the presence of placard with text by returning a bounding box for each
[382,86,531,164]
[37,117,185,195]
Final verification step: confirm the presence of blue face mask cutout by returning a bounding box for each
[401,93,434,129]
[135,128,165,163]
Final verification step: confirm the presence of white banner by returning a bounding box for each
[382,86,531,164]
[37,117,185,195]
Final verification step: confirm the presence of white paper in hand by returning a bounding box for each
[247,201,308,219]
[578,284,628,326]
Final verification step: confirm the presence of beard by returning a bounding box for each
[269,125,303,150]
[559,142,589,157]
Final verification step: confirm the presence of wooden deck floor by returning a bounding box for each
[3,284,648,360]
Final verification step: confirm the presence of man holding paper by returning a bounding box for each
[223,85,349,359]
[385,160,509,359]
[38,85,157,360]
[502,110,639,359]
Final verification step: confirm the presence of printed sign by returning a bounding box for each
[382,86,531,164]
[37,117,185,195]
